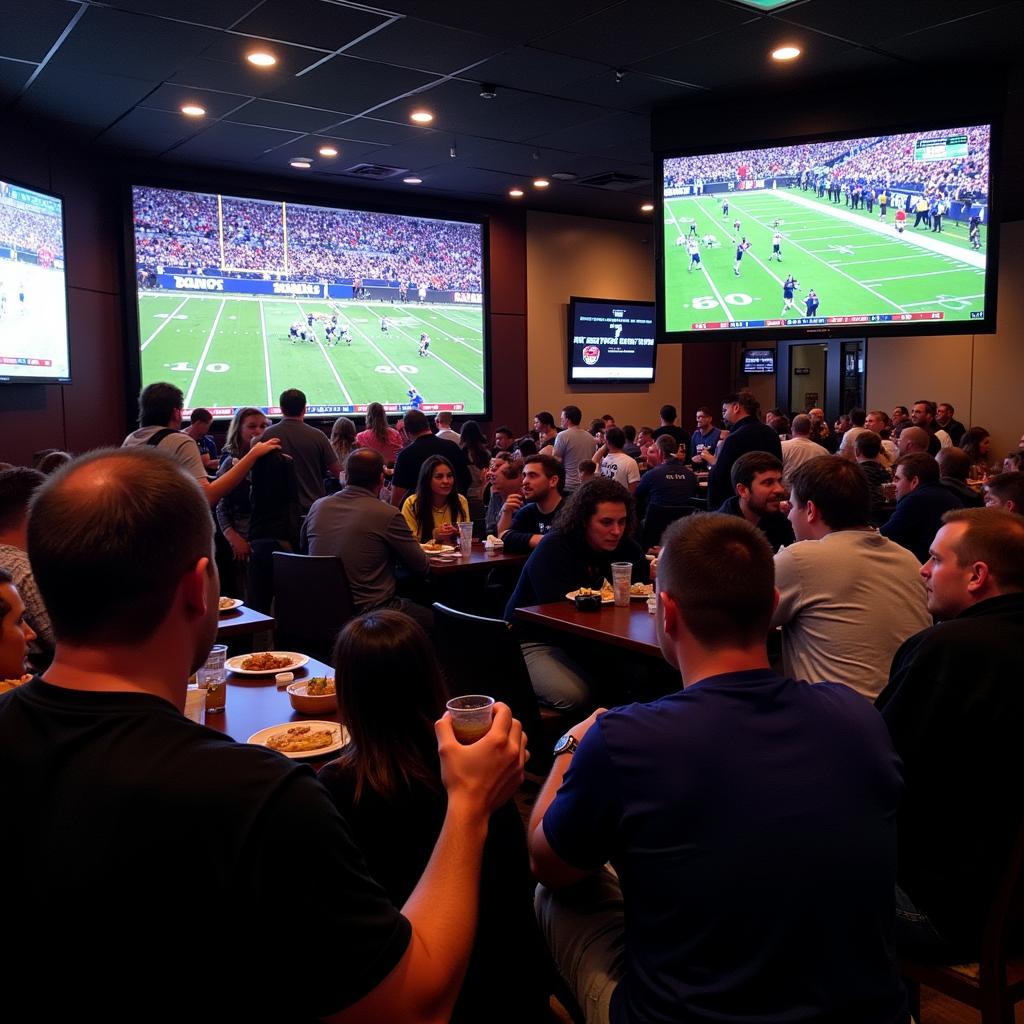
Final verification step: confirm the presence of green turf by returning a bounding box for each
[662,190,987,333]
[139,293,485,413]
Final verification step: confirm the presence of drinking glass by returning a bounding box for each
[198,644,228,712]
[458,520,473,558]
[446,695,495,744]
[611,562,632,607]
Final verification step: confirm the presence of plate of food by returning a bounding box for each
[226,651,309,676]
[248,721,347,760]
[218,597,243,613]
[566,586,614,605]
[421,542,456,553]
[629,583,654,599]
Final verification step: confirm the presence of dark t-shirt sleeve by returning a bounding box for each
[503,504,541,553]
[392,449,419,491]
[242,770,411,1016]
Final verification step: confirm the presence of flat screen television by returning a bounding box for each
[127,185,488,418]
[656,121,997,342]
[743,349,775,374]
[567,297,656,383]
[0,178,70,384]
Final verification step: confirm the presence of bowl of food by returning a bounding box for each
[287,677,338,714]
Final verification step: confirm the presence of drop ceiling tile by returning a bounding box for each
[169,120,305,161]
[225,98,350,132]
[140,83,254,119]
[343,18,509,75]
[554,70,704,111]
[0,58,35,100]
[875,5,1024,62]
[231,0,393,52]
[317,116,425,144]
[251,135,387,169]
[96,106,201,152]
[103,0,259,30]
[0,0,80,63]
[19,67,157,128]
[467,46,606,93]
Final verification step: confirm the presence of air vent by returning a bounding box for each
[577,171,649,191]
[342,163,409,179]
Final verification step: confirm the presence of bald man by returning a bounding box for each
[897,426,931,456]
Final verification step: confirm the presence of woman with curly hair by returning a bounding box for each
[504,477,649,711]
[401,455,470,543]
[960,426,993,480]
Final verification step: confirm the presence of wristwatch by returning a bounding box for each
[553,733,579,758]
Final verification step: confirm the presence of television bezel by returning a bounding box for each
[122,177,492,424]
[743,348,775,375]
[0,174,72,386]
[566,295,658,386]
[654,114,1001,344]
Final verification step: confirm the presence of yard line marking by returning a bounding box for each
[259,298,272,408]
[833,254,943,267]
[141,296,190,350]
[665,198,735,322]
[184,298,226,407]
[294,301,352,405]
[902,294,984,307]
[389,316,484,393]
[862,269,974,284]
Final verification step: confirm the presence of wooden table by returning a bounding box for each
[216,604,275,640]
[515,600,661,657]
[427,540,528,575]
[205,655,340,748]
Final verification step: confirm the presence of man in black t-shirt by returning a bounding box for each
[651,403,688,456]
[497,454,565,552]
[1,448,525,1024]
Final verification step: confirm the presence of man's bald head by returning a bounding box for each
[898,426,930,455]
[345,448,384,490]
[28,448,214,646]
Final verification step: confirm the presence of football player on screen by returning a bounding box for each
[770,230,784,262]
[805,289,820,317]
[686,236,702,273]
[734,238,751,277]
[418,333,431,358]
[780,275,801,317]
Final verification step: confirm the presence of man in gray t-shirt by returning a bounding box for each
[262,388,340,514]
[552,405,597,492]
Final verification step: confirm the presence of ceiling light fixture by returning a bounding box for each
[403,176,423,185]
[509,188,524,198]
[317,145,338,157]
[246,51,277,68]
[771,45,801,60]
[180,103,206,117]
[641,203,654,212]
[479,83,497,99]
[410,110,434,124]
[290,158,312,169]
[533,178,550,188]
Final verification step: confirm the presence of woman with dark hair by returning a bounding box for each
[960,426,993,480]
[355,401,403,464]
[401,455,470,543]
[318,611,548,1024]
[215,406,269,564]
[504,478,649,710]
[515,436,538,459]
[458,420,490,534]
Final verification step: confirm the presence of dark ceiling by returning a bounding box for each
[1,0,1022,220]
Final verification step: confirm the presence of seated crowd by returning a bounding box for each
[1,384,1023,1022]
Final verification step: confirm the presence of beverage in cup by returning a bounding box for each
[458,520,473,558]
[198,643,228,713]
[446,694,495,744]
[611,562,632,607]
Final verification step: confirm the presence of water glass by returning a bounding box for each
[458,520,473,557]
[198,644,227,713]
[611,561,632,607]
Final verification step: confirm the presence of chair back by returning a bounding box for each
[641,502,699,548]
[272,552,355,663]
[432,603,543,760]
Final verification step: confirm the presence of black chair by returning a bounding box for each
[432,603,562,771]
[272,552,356,664]
[641,502,698,548]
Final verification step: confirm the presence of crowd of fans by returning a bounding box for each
[0,202,65,259]
[132,186,483,290]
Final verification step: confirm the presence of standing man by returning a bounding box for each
[881,453,964,562]
[391,408,470,507]
[434,411,461,443]
[909,400,951,454]
[775,457,931,700]
[553,405,597,493]
[598,427,641,494]
[878,509,1024,959]
[183,408,219,474]
[496,454,565,552]
[635,436,698,516]
[837,407,871,459]
[717,451,794,552]
[690,406,721,465]
[707,391,782,508]
[935,403,966,447]
[534,411,559,453]
[651,404,688,451]
[259,388,339,516]
[528,513,908,1024]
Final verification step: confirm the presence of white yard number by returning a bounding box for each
[206,363,230,373]
[168,361,194,372]
[375,365,419,374]
[692,293,753,310]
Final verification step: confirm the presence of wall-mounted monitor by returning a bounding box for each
[657,122,997,342]
[743,349,775,374]
[567,297,656,383]
[128,185,488,418]
[0,178,70,384]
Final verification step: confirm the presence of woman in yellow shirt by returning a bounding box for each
[402,455,470,543]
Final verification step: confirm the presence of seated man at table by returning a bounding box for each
[0,568,36,682]
[302,448,432,632]
[881,453,964,562]
[983,470,1024,514]
[936,447,984,508]
[877,508,1024,960]
[528,513,907,1024]
[1,447,526,1023]
[505,478,649,712]
[634,436,698,518]
[773,456,931,700]
[496,454,565,552]
[717,451,795,552]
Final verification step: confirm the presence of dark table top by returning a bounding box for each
[427,540,528,575]
[514,599,662,657]
[216,604,275,639]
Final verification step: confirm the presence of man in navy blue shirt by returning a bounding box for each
[496,454,565,552]
[635,436,698,517]
[707,391,782,508]
[881,453,964,562]
[690,406,721,465]
[528,513,907,1024]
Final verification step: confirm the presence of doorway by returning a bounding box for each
[777,338,866,422]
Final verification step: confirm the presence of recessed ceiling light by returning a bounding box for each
[508,188,524,198]
[771,45,801,60]
[533,178,550,188]
[410,110,434,124]
[641,203,654,212]
[550,171,577,181]
[403,176,423,185]
[180,104,206,117]
[246,51,277,68]
[318,145,338,158]
[290,158,312,169]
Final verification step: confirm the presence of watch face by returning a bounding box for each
[554,734,577,755]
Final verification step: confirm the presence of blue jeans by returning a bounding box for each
[894,885,949,957]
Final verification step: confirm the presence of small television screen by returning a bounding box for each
[743,349,775,374]
[0,178,70,384]
[129,185,487,418]
[567,297,656,383]
[657,122,995,341]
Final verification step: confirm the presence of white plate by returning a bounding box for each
[566,590,614,605]
[226,652,309,676]
[218,597,243,613]
[421,543,456,553]
[248,721,347,760]
[630,586,654,600]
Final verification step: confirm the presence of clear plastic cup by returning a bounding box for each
[183,685,206,725]
[458,520,473,558]
[198,644,227,712]
[611,562,632,607]
[446,694,494,744]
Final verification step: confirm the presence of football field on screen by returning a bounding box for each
[663,190,986,332]
[138,294,486,412]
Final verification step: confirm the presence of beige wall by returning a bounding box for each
[866,220,1023,455]
[526,210,682,429]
